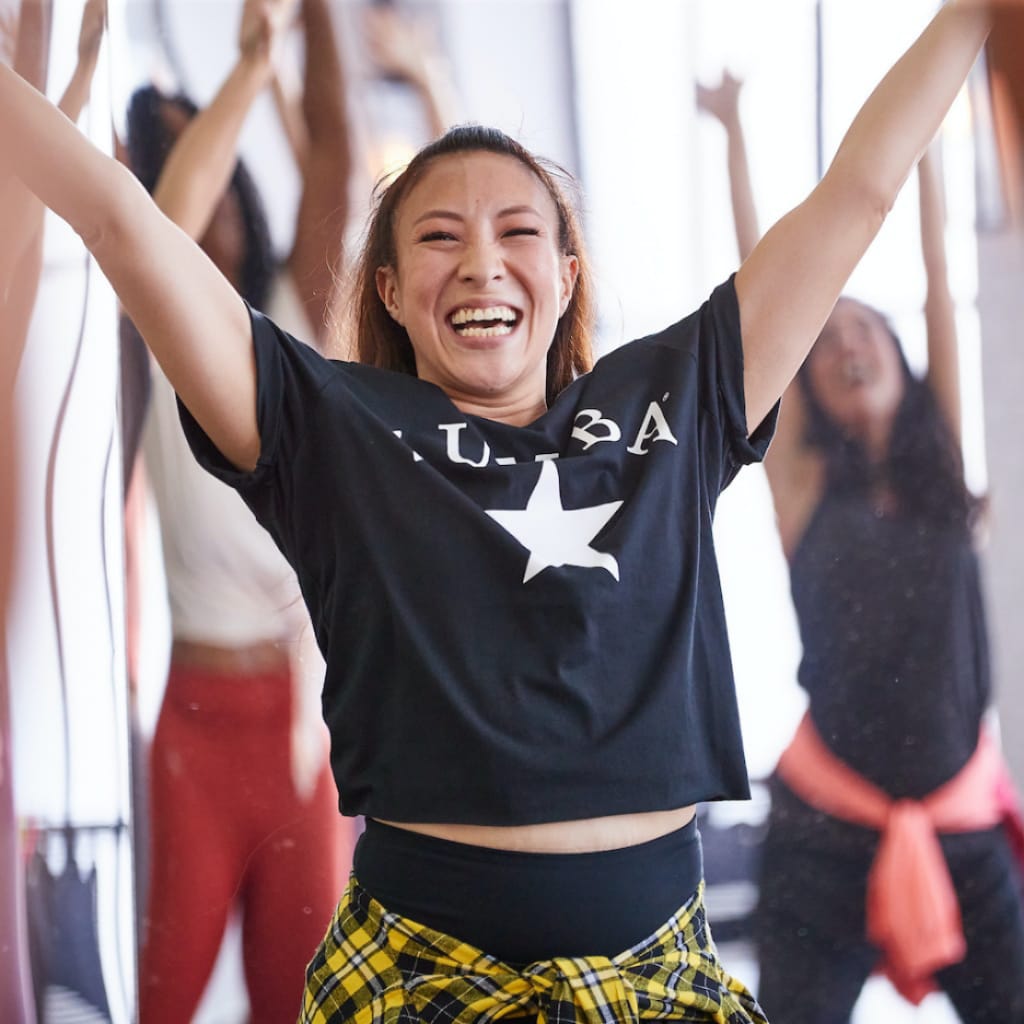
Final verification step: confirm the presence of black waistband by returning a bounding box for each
[354,816,703,965]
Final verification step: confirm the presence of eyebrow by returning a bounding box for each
[412,204,544,227]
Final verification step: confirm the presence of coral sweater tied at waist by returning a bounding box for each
[776,711,1024,1005]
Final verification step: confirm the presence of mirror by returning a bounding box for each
[2,0,133,1019]
[3,1,1022,1021]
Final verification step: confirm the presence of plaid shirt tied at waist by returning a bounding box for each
[301,876,766,1024]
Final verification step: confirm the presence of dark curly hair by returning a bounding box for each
[125,84,275,310]
[798,298,979,532]
[347,124,594,406]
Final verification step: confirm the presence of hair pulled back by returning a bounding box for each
[349,125,594,406]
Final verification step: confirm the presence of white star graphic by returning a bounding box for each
[485,461,624,583]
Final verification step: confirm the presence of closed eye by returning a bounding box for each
[418,230,458,243]
[504,227,541,238]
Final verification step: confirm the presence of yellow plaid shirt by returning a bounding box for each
[301,877,767,1024]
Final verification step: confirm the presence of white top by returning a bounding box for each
[142,272,317,647]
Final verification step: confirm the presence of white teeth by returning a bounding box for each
[450,305,517,325]
[457,324,514,338]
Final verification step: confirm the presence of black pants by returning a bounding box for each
[755,778,1024,1024]
[355,815,704,965]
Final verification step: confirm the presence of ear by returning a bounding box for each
[559,254,580,316]
[375,266,404,324]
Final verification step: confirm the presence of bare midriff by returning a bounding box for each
[377,805,697,854]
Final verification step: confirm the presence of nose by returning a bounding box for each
[458,239,504,284]
[819,329,860,362]
[830,329,862,357]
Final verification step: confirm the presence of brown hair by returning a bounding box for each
[348,125,594,406]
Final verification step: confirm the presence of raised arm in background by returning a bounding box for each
[696,64,822,553]
[0,0,50,329]
[164,0,350,346]
[362,3,459,141]
[735,0,997,432]
[1,0,105,366]
[918,143,962,445]
[285,0,352,343]
[269,44,309,171]
[758,146,966,556]
[0,54,259,472]
[151,0,295,241]
[58,0,105,122]
[696,71,760,263]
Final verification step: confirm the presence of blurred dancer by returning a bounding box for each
[123,2,356,1020]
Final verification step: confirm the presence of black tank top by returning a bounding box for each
[789,489,990,798]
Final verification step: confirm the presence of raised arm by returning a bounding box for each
[3,0,49,93]
[0,0,51,305]
[151,0,294,240]
[283,0,351,346]
[735,1,996,432]
[0,65,258,471]
[1,0,106,294]
[362,5,459,141]
[696,72,760,263]
[57,0,105,123]
[917,144,962,445]
[695,69,819,551]
[271,63,309,172]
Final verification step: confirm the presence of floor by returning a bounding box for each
[720,942,960,1024]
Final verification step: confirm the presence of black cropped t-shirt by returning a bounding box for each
[180,276,777,825]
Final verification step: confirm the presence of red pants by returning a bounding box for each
[138,659,352,1024]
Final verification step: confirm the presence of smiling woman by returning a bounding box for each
[203,124,768,1019]
[354,127,594,414]
[374,147,580,423]
[802,298,909,452]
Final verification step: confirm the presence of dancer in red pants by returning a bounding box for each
[125,1,356,1019]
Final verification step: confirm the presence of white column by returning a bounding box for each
[978,227,1024,787]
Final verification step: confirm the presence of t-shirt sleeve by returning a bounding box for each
[700,274,779,488]
[176,302,331,498]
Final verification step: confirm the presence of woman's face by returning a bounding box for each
[376,151,578,421]
[805,298,906,438]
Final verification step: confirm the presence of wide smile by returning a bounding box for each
[447,304,522,339]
